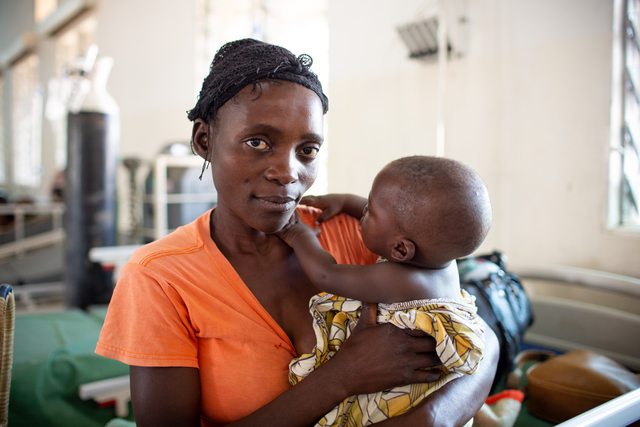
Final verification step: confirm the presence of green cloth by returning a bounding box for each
[105,419,136,427]
[9,309,134,427]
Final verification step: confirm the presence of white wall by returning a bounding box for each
[326,0,640,278]
[2,0,638,277]
[94,0,197,160]
[94,0,200,234]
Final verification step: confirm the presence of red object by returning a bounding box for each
[98,400,116,408]
[485,389,525,405]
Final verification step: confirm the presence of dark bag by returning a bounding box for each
[457,251,534,390]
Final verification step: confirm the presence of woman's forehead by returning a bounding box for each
[216,80,324,132]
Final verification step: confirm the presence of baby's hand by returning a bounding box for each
[300,194,347,224]
[275,213,321,247]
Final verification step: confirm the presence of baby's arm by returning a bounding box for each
[301,194,367,224]
[277,214,454,303]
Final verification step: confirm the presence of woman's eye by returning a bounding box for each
[245,139,269,150]
[300,146,319,158]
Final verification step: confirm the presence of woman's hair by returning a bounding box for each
[188,39,329,179]
[188,38,328,124]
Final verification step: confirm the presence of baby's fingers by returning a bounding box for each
[314,207,339,224]
[301,195,323,208]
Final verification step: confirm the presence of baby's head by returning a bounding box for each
[360,156,492,269]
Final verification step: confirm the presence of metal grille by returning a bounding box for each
[622,0,640,225]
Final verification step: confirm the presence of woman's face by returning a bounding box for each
[206,80,324,234]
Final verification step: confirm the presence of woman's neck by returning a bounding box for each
[209,204,282,257]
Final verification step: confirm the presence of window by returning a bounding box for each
[12,54,43,188]
[610,0,640,229]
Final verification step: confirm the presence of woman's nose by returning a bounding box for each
[265,151,299,185]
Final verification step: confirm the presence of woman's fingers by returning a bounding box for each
[412,366,444,384]
[329,307,444,396]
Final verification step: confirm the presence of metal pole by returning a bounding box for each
[437,0,448,157]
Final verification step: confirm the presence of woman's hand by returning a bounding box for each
[372,320,500,427]
[324,302,443,397]
[274,212,321,247]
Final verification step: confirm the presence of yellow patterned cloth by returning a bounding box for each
[289,290,485,426]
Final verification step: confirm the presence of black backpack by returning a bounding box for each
[458,251,534,391]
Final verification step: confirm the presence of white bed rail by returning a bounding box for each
[555,388,640,427]
[512,263,640,369]
[511,263,640,298]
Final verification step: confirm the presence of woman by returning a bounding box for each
[96,39,498,427]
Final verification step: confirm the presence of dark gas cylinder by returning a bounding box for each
[64,57,119,309]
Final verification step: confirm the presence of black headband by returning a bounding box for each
[187,38,328,123]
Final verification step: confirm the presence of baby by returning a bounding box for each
[276,155,492,427]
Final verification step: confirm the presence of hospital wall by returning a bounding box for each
[326,0,640,278]
[92,0,197,161]
[1,0,638,279]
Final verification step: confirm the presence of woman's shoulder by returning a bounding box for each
[128,211,211,267]
[296,205,321,225]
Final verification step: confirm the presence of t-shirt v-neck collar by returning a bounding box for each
[198,209,297,356]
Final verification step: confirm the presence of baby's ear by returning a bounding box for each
[389,237,415,263]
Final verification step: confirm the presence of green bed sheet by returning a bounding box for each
[9,308,135,427]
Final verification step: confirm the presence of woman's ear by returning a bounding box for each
[191,118,211,160]
[389,237,415,263]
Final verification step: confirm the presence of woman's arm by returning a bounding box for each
[129,304,444,427]
[130,366,201,426]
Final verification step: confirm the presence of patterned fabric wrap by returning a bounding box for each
[289,290,485,426]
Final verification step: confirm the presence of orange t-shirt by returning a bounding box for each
[95,206,376,426]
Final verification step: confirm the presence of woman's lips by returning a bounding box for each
[255,196,296,212]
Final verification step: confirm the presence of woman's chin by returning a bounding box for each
[253,212,295,235]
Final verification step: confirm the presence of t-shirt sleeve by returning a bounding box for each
[297,207,378,266]
[95,261,199,368]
